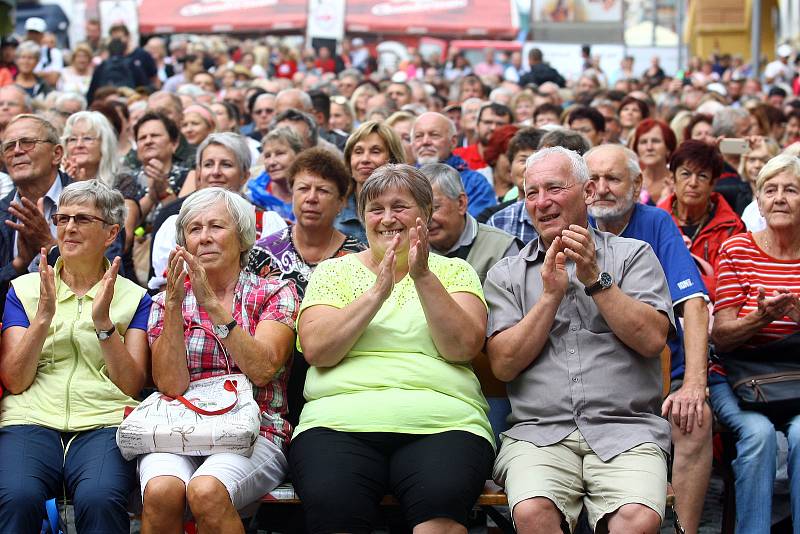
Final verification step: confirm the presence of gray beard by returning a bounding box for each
[588,190,636,222]
[416,155,440,165]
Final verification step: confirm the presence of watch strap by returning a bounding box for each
[96,325,116,340]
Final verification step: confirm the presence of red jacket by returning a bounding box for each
[657,192,745,300]
[453,144,487,171]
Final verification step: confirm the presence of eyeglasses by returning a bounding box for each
[252,108,274,116]
[65,135,99,146]
[1,137,53,156]
[51,213,111,226]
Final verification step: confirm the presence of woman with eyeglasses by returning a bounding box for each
[0,180,152,533]
[657,140,745,299]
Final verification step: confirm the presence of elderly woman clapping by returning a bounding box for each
[709,154,800,533]
[140,187,300,534]
[0,180,151,533]
[62,111,120,184]
[290,164,494,534]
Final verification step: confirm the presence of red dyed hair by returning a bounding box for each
[630,118,678,158]
[669,139,725,181]
[483,124,520,167]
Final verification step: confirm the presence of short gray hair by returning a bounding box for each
[62,111,119,184]
[410,112,457,141]
[175,187,255,268]
[338,68,363,82]
[357,163,433,224]
[525,146,591,191]
[276,88,313,112]
[419,163,464,200]
[197,132,252,175]
[0,85,33,112]
[58,179,126,227]
[16,40,40,59]
[712,108,750,137]
[262,126,304,154]
[756,154,800,192]
[270,108,318,148]
[584,144,641,180]
[7,113,60,145]
[55,92,87,112]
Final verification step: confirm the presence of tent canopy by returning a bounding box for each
[138,0,306,34]
[346,0,515,38]
[138,0,515,37]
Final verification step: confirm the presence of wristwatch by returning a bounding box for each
[96,325,116,341]
[212,319,238,339]
[584,272,613,296]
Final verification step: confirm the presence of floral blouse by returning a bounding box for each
[245,226,365,299]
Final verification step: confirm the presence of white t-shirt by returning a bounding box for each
[741,199,766,232]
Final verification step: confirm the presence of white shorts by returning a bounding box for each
[138,435,288,510]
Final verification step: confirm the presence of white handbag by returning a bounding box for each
[116,324,262,460]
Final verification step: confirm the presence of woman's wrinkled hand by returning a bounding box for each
[92,256,120,329]
[165,247,186,307]
[36,247,56,322]
[371,234,398,302]
[408,218,430,280]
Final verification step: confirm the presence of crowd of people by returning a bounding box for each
[0,14,798,534]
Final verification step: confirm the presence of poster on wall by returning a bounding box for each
[532,0,622,23]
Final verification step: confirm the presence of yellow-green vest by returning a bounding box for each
[1,258,146,431]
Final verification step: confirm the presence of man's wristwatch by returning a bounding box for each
[584,272,613,296]
[212,319,238,339]
[96,325,116,341]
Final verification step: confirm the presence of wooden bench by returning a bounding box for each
[251,348,677,533]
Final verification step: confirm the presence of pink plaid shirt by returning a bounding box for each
[148,271,300,450]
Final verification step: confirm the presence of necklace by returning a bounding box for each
[673,199,713,242]
[290,226,339,266]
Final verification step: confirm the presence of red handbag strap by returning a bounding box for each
[186,323,234,374]
[173,378,240,416]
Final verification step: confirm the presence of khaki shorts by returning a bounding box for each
[493,430,667,532]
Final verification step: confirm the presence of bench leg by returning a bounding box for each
[482,505,515,534]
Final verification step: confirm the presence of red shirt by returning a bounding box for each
[275,60,297,79]
[314,58,336,74]
[453,144,487,171]
[715,232,800,346]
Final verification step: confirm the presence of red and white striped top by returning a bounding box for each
[714,232,800,345]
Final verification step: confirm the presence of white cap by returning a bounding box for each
[352,37,365,47]
[706,82,727,96]
[778,44,793,58]
[24,17,47,33]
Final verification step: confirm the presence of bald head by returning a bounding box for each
[275,88,313,114]
[0,85,32,129]
[412,112,457,165]
[584,144,642,224]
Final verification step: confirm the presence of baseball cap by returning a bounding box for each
[778,44,793,58]
[24,17,47,34]
[352,38,364,47]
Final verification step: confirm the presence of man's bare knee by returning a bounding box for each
[513,497,563,534]
[605,503,661,534]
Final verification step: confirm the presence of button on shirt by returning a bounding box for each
[484,227,674,461]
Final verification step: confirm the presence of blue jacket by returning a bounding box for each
[442,154,497,217]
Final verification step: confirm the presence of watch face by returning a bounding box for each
[214,325,228,337]
[600,272,613,288]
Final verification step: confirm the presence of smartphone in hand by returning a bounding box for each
[719,138,750,155]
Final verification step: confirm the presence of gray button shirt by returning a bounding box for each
[484,227,674,461]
